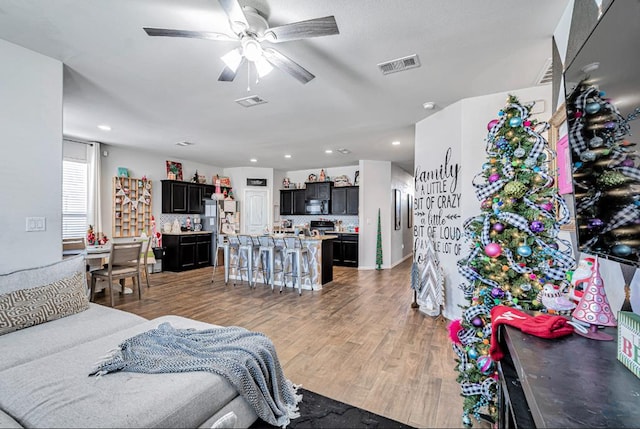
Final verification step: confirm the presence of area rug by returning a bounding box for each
[249,388,417,429]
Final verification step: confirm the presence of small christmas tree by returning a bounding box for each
[451,96,575,426]
[376,208,383,270]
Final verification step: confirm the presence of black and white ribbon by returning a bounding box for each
[461,377,497,400]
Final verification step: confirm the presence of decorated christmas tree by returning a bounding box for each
[376,208,383,270]
[450,96,575,426]
[566,79,640,260]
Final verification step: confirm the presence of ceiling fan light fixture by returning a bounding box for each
[254,56,273,77]
[221,48,242,71]
[242,38,262,62]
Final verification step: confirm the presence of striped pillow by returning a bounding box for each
[0,271,89,336]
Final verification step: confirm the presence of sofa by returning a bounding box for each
[0,256,258,428]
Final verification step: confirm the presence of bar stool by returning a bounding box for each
[211,234,234,284]
[257,235,285,291]
[224,234,242,286]
[236,235,260,287]
[283,236,311,295]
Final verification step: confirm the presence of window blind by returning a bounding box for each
[62,159,88,239]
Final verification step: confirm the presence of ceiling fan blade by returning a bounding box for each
[143,27,236,41]
[263,48,315,84]
[264,16,339,43]
[218,0,249,33]
[218,57,245,82]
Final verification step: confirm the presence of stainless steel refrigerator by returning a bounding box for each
[201,198,219,264]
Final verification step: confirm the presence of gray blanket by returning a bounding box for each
[90,323,301,428]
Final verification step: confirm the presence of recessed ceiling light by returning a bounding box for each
[250,158,257,163]
[176,141,194,147]
[422,102,435,110]
[325,149,333,154]
[284,154,292,159]
[337,148,351,154]
[97,124,111,131]
[392,141,401,146]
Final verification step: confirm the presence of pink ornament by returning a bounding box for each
[540,202,553,211]
[530,274,537,280]
[523,120,532,127]
[484,243,502,258]
[488,173,500,183]
[487,119,499,130]
[575,111,583,118]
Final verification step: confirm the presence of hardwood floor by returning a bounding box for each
[92,258,464,428]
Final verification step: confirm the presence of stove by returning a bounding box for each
[310,220,335,235]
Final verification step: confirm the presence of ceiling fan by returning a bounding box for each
[143,0,339,84]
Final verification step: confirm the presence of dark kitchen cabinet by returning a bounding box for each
[163,233,212,272]
[279,189,306,215]
[331,186,359,215]
[162,180,212,214]
[326,232,358,267]
[304,181,332,200]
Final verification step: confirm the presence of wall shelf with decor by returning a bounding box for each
[112,176,153,238]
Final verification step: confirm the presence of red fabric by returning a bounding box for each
[489,305,574,361]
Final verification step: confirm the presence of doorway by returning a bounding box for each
[243,189,269,235]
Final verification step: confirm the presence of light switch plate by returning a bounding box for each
[26,217,46,232]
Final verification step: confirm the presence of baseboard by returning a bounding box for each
[359,253,413,271]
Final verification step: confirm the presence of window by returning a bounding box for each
[62,159,87,238]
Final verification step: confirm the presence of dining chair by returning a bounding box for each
[62,237,86,257]
[137,236,155,288]
[89,241,143,307]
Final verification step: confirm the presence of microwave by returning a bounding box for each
[305,199,328,215]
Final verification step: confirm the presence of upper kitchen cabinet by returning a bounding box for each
[280,189,306,215]
[331,186,359,215]
[162,180,214,214]
[305,181,332,200]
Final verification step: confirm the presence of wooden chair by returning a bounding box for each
[136,237,155,288]
[90,241,143,307]
[62,237,85,258]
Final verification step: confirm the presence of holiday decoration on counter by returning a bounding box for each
[568,256,596,303]
[451,96,575,426]
[566,79,640,263]
[617,311,640,379]
[87,225,96,245]
[150,215,162,248]
[572,257,617,341]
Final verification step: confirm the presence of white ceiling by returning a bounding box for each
[0,0,569,173]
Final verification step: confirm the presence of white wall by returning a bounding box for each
[415,86,552,319]
[0,40,63,273]
[100,144,224,237]
[359,160,391,269]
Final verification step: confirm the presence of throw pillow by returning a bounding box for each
[0,271,89,336]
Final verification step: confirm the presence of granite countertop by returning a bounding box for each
[162,230,213,235]
[324,230,359,234]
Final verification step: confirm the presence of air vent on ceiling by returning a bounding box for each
[378,54,421,75]
[337,148,351,154]
[235,95,267,107]
[535,58,553,85]
[176,141,194,147]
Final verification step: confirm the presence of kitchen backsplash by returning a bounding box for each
[284,215,359,230]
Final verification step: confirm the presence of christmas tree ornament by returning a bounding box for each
[598,170,628,187]
[487,119,499,130]
[505,130,514,138]
[471,317,484,327]
[492,222,504,232]
[585,101,602,114]
[491,287,505,298]
[540,202,553,211]
[579,150,597,162]
[476,355,494,374]
[520,283,532,292]
[621,158,635,167]
[523,120,532,127]
[572,258,617,340]
[504,181,527,198]
[488,173,500,183]
[513,147,526,158]
[524,158,536,167]
[589,136,604,148]
[484,243,502,257]
[509,117,523,127]
[587,218,604,229]
[611,243,633,257]
[517,245,532,257]
[467,348,478,359]
[530,221,545,232]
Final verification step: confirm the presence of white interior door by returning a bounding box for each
[243,189,268,235]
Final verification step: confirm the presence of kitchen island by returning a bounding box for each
[222,234,335,290]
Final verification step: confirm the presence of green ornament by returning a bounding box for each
[493,197,500,202]
[504,181,527,198]
[598,170,627,187]
[494,298,501,305]
[512,298,519,304]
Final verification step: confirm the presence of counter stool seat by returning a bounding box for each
[257,235,285,291]
[283,236,311,295]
